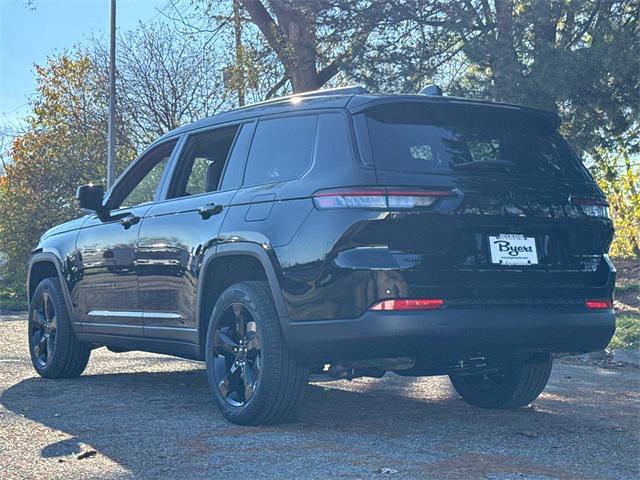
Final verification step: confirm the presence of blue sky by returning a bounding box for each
[0,0,168,126]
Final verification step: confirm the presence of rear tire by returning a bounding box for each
[28,278,91,379]
[449,355,553,409]
[205,281,308,425]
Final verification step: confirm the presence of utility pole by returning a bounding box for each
[107,0,116,187]
[233,0,245,107]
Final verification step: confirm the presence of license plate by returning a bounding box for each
[488,234,538,266]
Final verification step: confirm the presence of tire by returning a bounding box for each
[28,277,91,378]
[449,355,553,409]
[205,281,308,425]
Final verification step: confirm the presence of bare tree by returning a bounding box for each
[94,20,230,149]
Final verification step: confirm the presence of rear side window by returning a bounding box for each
[365,103,586,179]
[244,115,318,186]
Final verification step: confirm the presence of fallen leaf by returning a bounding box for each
[77,450,97,460]
[375,467,398,474]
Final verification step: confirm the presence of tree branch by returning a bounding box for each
[265,76,290,99]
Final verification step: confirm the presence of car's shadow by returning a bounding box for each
[0,366,626,478]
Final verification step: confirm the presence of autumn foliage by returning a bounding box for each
[0,54,128,289]
[0,2,638,293]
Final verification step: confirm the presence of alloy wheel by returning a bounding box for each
[30,291,57,368]
[211,302,262,407]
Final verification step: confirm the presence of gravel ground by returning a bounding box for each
[1,312,639,480]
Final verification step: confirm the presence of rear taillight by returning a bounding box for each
[369,298,445,311]
[313,188,455,210]
[585,299,613,310]
[570,197,610,219]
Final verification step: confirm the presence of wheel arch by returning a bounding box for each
[196,242,288,356]
[27,253,74,317]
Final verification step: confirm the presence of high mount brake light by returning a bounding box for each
[313,188,455,209]
[585,299,613,310]
[369,299,445,311]
[570,197,610,219]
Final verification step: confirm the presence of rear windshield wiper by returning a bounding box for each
[450,160,516,171]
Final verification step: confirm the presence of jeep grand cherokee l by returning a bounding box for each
[26,86,616,425]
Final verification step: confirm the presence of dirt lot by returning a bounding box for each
[1,313,639,480]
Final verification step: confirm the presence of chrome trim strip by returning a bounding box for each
[87,310,182,319]
[88,310,144,318]
[144,312,182,319]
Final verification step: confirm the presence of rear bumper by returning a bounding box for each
[281,307,616,365]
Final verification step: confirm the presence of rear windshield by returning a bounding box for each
[365,102,586,179]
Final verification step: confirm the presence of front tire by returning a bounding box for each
[205,281,308,425]
[449,355,553,409]
[28,278,91,378]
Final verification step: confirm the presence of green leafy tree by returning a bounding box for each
[359,0,639,156]
[590,133,640,257]
[0,53,128,290]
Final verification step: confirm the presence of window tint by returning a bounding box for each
[244,115,317,186]
[220,122,255,191]
[365,103,585,179]
[114,141,176,209]
[169,126,238,198]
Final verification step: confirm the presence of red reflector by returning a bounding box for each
[370,299,445,311]
[585,299,613,310]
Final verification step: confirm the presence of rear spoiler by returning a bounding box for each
[347,95,562,130]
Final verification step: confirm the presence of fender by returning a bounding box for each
[196,242,289,323]
[27,252,76,323]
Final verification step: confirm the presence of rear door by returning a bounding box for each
[354,101,613,300]
[136,122,254,341]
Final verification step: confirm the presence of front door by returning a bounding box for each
[73,140,177,336]
[137,122,253,341]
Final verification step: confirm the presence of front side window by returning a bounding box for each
[169,126,239,198]
[243,115,317,186]
[112,140,177,209]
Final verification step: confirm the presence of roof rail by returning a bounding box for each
[289,85,370,98]
[231,85,370,112]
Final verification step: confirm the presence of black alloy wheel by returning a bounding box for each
[211,302,262,407]
[30,290,58,368]
[28,277,91,378]
[205,281,308,425]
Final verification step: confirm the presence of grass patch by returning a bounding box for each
[609,314,640,350]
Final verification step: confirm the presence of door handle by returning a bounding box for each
[120,214,140,229]
[199,203,223,219]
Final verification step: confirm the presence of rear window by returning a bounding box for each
[365,103,586,179]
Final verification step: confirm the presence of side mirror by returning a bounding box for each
[76,184,106,215]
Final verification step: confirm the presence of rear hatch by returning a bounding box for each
[354,99,614,302]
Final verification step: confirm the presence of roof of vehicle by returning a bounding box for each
[157,86,561,143]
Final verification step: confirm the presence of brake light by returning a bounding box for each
[570,197,610,219]
[313,188,455,209]
[370,298,445,311]
[585,299,613,310]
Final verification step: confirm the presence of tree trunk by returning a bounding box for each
[272,3,319,92]
[241,0,320,93]
[491,0,525,102]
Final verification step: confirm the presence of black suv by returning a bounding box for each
[27,86,616,425]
